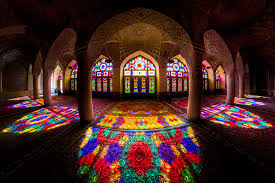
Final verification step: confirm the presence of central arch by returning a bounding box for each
[120,51,159,98]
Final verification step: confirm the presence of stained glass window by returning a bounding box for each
[123,55,156,95]
[91,58,113,93]
[70,65,78,91]
[215,70,220,89]
[70,58,113,93]
[166,58,188,93]
[58,70,63,80]
[125,77,131,93]
[202,66,208,90]
[58,70,63,92]
[149,77,155,93]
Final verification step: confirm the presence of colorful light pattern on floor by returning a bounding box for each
[77,126,201,182]
[235,98,267,106]
[8,99,44,108]
[201,104,230,118]
[95,102,188,130]
[2,106,79,134]
[207,106,272,129]
[245,95,269,99]
[9,96,33,101]
[48,105,80,120]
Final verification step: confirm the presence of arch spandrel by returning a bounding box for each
[204,29,234,73]
[44,28,77,72]
[88,8,193,62]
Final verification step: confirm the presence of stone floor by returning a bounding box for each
[0,94,274,183]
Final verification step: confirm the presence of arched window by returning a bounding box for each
[91,58,113,93]
[123,55,156,95]
[70,65,78,91]
[166,58,188,93]
[215,69,220,89]
[202,66,208,90]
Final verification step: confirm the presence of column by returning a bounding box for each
[112,66,120,98]
[187,51,203,121]
[77,53,94,124]
[43,71,53,106]
[239,72,245,98]
[0,71,2,93]
[226,65,235,105]
[158,65,167,100]
[33,74,39,99]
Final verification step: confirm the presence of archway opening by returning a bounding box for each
[216,65,226,92]
[166,57,189,96]
[91,57,113,96]
[52,65,63,94]
[202,65,208,91]
[70,64,78,93]
[123,55,156,98]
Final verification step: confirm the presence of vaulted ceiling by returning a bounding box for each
[0,0,274,70]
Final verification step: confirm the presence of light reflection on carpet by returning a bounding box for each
[201,104,230,118]
[8,99,44,108]
[9,96,33,101]
[245,95,270,99]
[2,106,79,134]
[235,98,267,106]
[95,102,188,130]
[207,106,272,129]
[77,126,201,182]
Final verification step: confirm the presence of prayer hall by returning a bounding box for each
[0,0,274,182]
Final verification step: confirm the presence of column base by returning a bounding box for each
[80,120,92,125]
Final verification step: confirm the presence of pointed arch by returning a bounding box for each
[166,56,189,94]
[204,29,234,73]
[44,28,77,72]
[52,63,63,94]
[216,65,226,91]
[87,8,193,65]
[202,60,214,92]
[120,51,159,98]
[65,59,77,93]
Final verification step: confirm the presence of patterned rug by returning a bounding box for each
[77,125,201,182]
[94,101,189,130]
